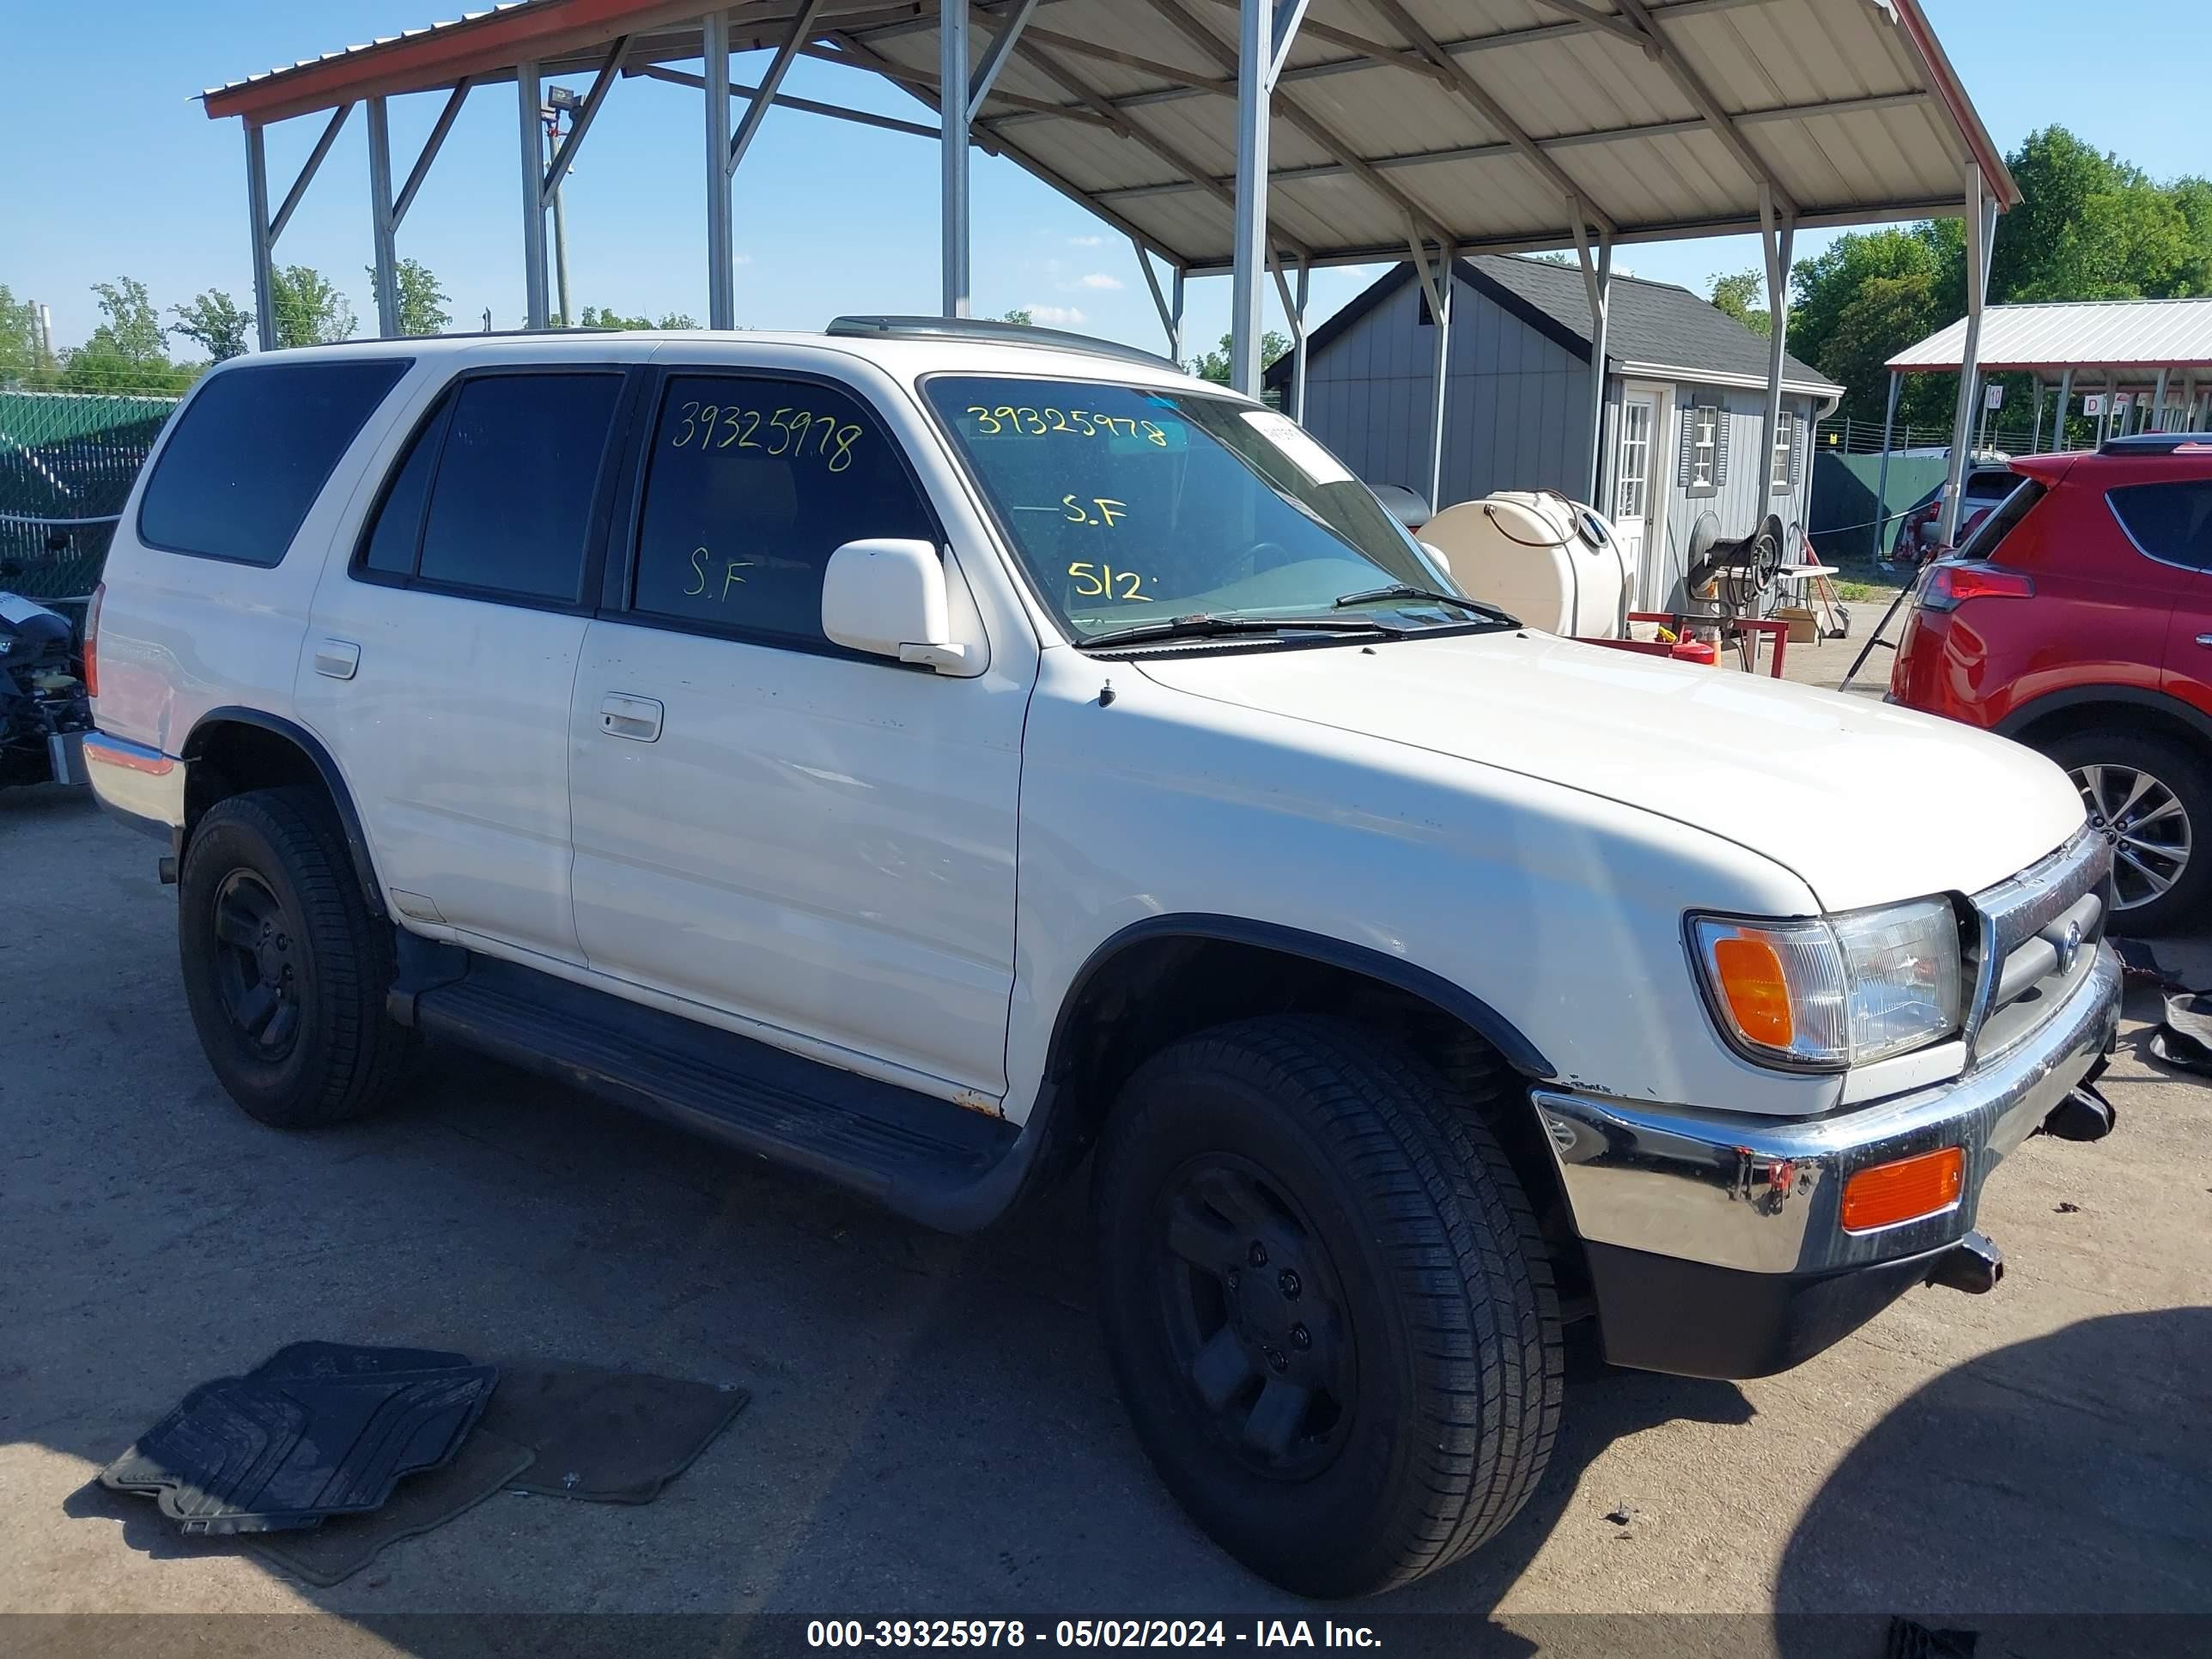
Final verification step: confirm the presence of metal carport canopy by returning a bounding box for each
[201,0,2014,532]
[204,0,2015,272]
[1888,298,2212,375]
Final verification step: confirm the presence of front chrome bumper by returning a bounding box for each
[1534,940,2122,1278]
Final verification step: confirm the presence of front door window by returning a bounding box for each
[1616,398,1655,524]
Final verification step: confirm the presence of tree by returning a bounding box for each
[171,289,253,362]
[1001,307,1034,325]
[270,264,356,349]
[1707,270,1770,336]
[1191,330,1290,385]
[1786,225,1954,428]
[386,258,452,336]
[58,277,200,394]
[576,306,700,330]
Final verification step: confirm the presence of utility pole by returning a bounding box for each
[544,88,580,327]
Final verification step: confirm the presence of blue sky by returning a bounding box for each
[4,2,2202,360]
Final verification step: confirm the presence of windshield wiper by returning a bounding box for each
[1334,584,1518,626]
[1081,612,1396,649]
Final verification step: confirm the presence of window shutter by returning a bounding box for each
[1714,409,1731,486]
[1676,406,1696,489]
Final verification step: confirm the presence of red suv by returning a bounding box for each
[1891,434,2212,933]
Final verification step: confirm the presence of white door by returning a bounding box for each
[1612,391,1661,592]
[299,364,632,963]
[565,367,1026,1098]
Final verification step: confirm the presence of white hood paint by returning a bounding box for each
[1134,629,2087,914]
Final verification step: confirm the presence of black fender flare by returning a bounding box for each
[182,707,386,919]
[1994,684,2212,748]
[1045,913,1556,1080]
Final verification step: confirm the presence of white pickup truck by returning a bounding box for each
[84,319,2120,1597]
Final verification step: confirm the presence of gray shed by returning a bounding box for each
[1268,255,1844,612]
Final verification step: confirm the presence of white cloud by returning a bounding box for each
[733,253,754,266]
[1026,304,1087,325]
[1072,272,1122,290]
[1067,234,1105,246]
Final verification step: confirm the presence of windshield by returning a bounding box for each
[926,375,1463,642]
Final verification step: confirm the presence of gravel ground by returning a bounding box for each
[2,783,2205,1657]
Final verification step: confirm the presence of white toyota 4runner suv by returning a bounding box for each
[86,320,2120,1596]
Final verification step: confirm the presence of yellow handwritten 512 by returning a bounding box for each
[1067,562,1152,600]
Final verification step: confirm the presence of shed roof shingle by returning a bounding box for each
[1268,254,1843,396]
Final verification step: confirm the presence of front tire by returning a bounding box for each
[2036,728,2212,936]
[178,787,413,1127]
[1091,1018,1562,1597]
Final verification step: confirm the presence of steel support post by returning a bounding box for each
[2154,366,2171,432]
[1291,260,1309,422]
[702,16,735,329]
[2027,377,2045,454]
[1875,368,1900,555]
[1170,265,1185,366]
[1421,244,1455,511]
[1229,0,1273,396]
[1757,185,1796,517]
[518,61,550,330]
[1572,210,1611,505]
[244,122,277,352]
[368,97,400,337]
[2054,368,2073,451]
[940,0,972,317]
[1936,167,1995,547]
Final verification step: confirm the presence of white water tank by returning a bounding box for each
[1419,491,1634,638]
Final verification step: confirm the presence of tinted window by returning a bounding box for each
[416,373,622,601]
[137,359,409,565]
[632,374,933,645]
[360,403,449,576]
[2110,481,2212,569]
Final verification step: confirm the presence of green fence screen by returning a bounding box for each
[0,389,178,599]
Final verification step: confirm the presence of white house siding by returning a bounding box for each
[1297,274,1595,509]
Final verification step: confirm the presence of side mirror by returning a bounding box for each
[821,538,968,672]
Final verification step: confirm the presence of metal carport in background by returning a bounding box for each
[202,0,2017,528]
[1886,295,2212,457]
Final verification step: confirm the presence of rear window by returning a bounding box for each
[2109,481,2212,570]
[137,359,410,566]
[1956,477,2044,562]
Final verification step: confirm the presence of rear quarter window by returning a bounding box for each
[2108,480,2212,570]
[137,359,410,566]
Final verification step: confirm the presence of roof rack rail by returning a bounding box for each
[826,314,1180,374]
[2100,432,2212,454]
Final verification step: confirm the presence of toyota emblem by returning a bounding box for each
[2055,921,2082,977]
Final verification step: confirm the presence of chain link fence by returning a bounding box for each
[1,388,179,601]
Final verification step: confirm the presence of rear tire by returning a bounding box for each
[178,787,413,1127]
[2036,728,2212,936]
[1091,1017,1562,1597]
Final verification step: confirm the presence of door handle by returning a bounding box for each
[599,692,664,743]
[2197,635,2212,648]
[313,638,360,680]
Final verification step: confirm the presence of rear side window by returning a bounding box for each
[2109,481,2212,570]
[137,359,409,565]
[357,371,623,604]
[629,374,935,647]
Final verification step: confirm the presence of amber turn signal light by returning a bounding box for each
[1711,933,1793,1048]
[1841,1146,1965,1233]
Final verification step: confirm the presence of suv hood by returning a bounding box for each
[1133,629,2086,912]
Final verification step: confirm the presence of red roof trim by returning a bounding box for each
[1890,0,2020,210]
[203,0,679,125]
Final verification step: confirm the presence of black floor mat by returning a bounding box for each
[477,1362,750,1504]
[246,1427,536,1588]
[100,1345,497,1535]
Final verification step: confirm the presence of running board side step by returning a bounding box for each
[402,953,1035,1231]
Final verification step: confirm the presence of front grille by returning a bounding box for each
[1964,828,2113,1064]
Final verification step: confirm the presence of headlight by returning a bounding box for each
[1689,897,1963,1071]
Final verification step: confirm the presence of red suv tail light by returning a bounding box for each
[83,581,104,700]
[1918,562,2034,612]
